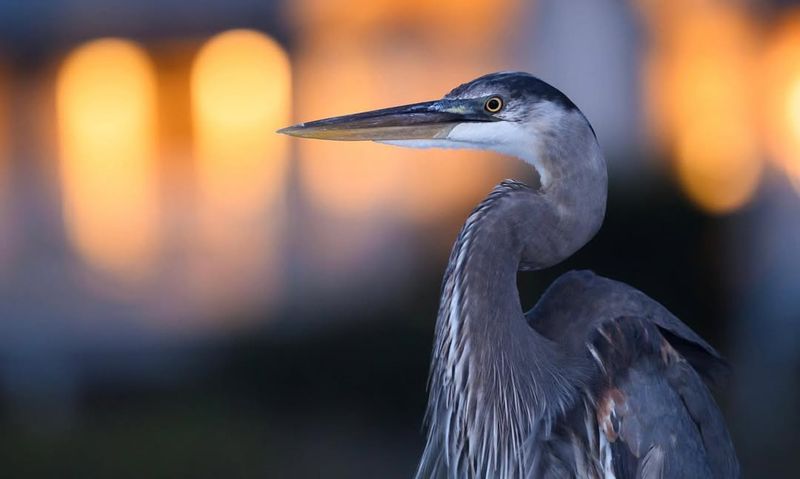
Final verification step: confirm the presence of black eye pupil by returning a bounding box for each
[486,97,502,112]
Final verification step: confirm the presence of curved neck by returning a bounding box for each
[516,109,607,269]
[419,113,606,477]
[445,106,607,270]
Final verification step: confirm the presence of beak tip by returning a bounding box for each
[276,125,300,136]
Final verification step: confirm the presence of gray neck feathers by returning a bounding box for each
[417,111,606,478]
[519,107,607,270]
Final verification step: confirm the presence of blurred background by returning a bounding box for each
[0,0,798,477]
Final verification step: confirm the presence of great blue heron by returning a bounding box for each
[279,72,739,478]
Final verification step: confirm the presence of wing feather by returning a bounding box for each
[528,271,739,479]
[587,316,738,479]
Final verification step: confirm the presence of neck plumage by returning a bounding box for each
[417,112,606,478]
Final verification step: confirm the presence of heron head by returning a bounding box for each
[279,71,589,153]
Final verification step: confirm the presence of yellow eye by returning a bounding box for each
[484,96,503,113]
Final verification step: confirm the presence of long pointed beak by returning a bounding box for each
[277,99,492,141]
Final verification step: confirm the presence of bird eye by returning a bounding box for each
[484,96,504,113]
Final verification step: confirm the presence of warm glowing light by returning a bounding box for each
[56,39,159,278]
[762,12,800,191]
[0,62,8,269]
[294,50,403,217]
[642,4,761,213]
[293,0,519,221]
[192,29,290,217]
[295,47,509,221]
[290,0,521,48]
[190,29,290,308]
[786,82,800,139]
[0,62,7,198]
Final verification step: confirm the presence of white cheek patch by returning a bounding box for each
[448,122,551,186]
[377,139,467,150]
[447,122,524,148]
[377,120,554,187]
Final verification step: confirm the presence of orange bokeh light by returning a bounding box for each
[293,49,406,218]
[192,29,291,216]
[0,62,8,269]
[290,0,521,48]
[761,11,800,192]
[292,0,521,222]
[642,2,761,213]
[189,29,291,309]
[0,62,7,202]
[56,38,160,279]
